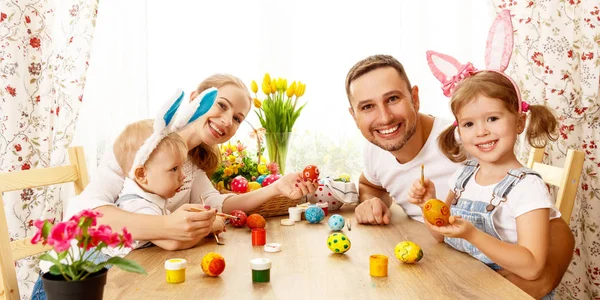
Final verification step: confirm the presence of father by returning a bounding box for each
[345,54,574,299]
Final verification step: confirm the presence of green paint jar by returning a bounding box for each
[250,258,271,283]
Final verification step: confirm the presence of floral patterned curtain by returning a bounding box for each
[490,1,600,299]
[0,0,98,298]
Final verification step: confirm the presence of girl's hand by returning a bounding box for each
[210,216,226,236]
[273,171,319,199]
[408,178,436,208]
[428,216,475,239]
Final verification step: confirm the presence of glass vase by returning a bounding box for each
[265,132,292,175]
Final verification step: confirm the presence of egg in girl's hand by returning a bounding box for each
[394,241,423,264]
[201,252,226,276]
[327,232,351,254]
[423,199,451,226]
[302,165,320,182]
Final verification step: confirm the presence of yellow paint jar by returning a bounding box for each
[165,258,187,284]
[369,254,388,277]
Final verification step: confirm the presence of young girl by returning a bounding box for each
[408,10,560,300]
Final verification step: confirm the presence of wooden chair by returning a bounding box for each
[0,147,89,300]
[526,147,585,225]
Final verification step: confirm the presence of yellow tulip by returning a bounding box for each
[282,79,288,91]
[276,78,284,91]
[295,82,306,97]
[263,73,271,86]
[286,81,297,98]
[270,81,277,94]
[262,82,271,95]
[253,98,262,108]
[251,80,258,94]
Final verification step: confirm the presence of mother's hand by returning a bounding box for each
[273,171,318,199]
[165,204,216,241]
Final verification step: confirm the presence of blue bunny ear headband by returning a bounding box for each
[128,87,218,178]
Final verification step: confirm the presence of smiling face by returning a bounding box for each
[348,67,419,152]
[192,84,251,146]
[456,94,525,165]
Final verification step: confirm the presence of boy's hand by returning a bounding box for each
[210,216,226,236]
[427,216,475,239]
[408,178,436,208]
[165,204,216,241]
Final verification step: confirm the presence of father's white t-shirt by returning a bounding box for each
[362,118,459,222]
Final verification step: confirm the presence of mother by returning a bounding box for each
[66,73,317,248]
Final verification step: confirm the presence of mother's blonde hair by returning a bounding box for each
[189,74,251,175]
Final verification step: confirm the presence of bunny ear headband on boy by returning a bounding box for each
[128,87,218,178]
[426,9,529,114]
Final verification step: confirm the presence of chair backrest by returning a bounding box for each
[0,147,89,300]
[526,147,585,225]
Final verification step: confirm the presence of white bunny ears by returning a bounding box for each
[426,10,528,113]
[128,88,218,178]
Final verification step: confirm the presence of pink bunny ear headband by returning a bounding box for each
[426,9,529,122]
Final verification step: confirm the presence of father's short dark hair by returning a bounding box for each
[345,55,413,107]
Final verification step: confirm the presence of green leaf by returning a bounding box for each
[106,256,146,274]
[39,253,61,265]
[81,260,104,274]
[48,265,62,275]
[57,250,69,261]
[42,220,53,239]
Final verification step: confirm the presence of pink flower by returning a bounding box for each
[71,209,102,226]
[236,142,245,152]
[47,221,78,252]
[120,228,133,248]
[31,220,47,245]
[89,225,120,247]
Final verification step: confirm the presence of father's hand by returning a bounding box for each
[165,204,217,241]
[355,197,391,225]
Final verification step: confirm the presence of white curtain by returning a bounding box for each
[74,0,493,184]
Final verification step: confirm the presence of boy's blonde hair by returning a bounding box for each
[438,71,558,162]
[114,119,188,175]
[188,73,252,176]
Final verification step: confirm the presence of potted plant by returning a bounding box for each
[31,209,146,300]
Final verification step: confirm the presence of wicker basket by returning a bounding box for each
[220,189,302,218]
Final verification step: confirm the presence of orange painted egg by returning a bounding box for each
[423,199,450,226]
[247,214,266,229]
[201,252,226,276]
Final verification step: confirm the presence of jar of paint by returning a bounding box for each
[369,254,388,277]
[288,207,302,222]
[251,258,272,283]
[252,228,266,246]
[164,258,187,283]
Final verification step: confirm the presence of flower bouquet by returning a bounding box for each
[251,73,307,174]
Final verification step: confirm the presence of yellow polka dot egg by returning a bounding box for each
[327,233,351,254]
[394,241,423,264]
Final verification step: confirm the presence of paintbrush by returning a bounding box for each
[420,164,425,186]
[188,206,240,220]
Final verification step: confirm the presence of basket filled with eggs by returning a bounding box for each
[211,140,300,218]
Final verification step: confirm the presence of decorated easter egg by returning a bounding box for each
[256,174,268,185]
[327,232,351,254]
[231,176,249,193]
[328,214,345,231]
[394,241,423,264]
[248,181,262,191]
[247,214,266,229]
[423,199,451,226]
[305,206,325,224]
[201,252,226,276]
[229,210,247,227]
[302,165,320,182]
[261,174,281,187]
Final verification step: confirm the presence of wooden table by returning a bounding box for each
[104,205,532,299]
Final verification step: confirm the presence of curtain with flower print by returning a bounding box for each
[489,1,600,299]
[0,0,98,298]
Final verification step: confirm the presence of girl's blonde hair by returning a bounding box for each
[188,74,251,175]
[438,71,558,163]
[113,119,188,175]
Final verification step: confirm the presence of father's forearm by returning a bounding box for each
[94,205,167,241]
[358,174,393,207]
